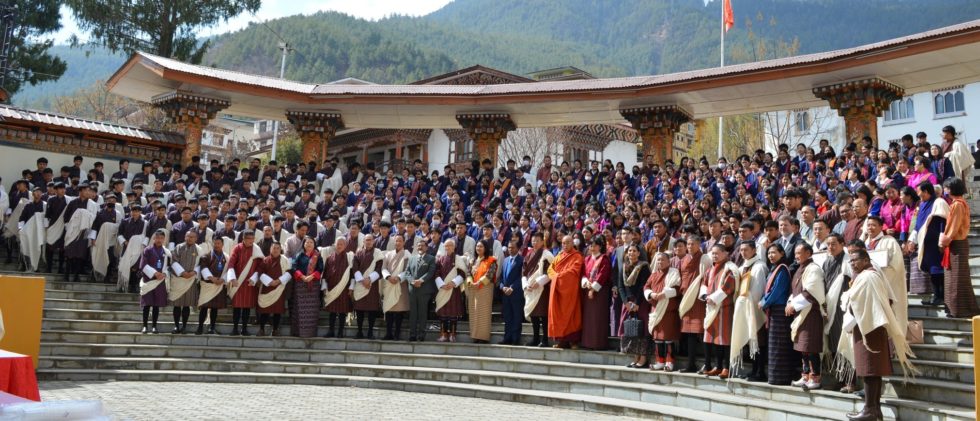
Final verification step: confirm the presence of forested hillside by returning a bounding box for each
[16,0,980,108]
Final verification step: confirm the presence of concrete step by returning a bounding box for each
[40,327,622,351]
[908,344,974,364]
[33,368,750,421]
[892,359,974,384]
[42,354,861,419]
[884,375,976,411]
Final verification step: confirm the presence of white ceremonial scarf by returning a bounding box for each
[91,222,119,281]
[835,268,918,385]
[729,256,768,372]
[352,248,384,302]
[790,262,826,342]
[522,249,555,319]
[702,261,740,330]
[678,253,713,318]
[18,206,45,272]
[257,255,292,309]
[435,255,469,312]
[116,220,148,292]
[381,249,409,313]
[45,196,75,245]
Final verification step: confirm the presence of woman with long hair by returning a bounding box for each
[467,239,498,343]
[760,244,795,385]
[618,245,652,368]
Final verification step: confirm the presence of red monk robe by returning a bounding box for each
[548,248,584,344]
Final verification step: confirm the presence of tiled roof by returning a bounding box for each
[0,104,184,145]
[128,19,980,98]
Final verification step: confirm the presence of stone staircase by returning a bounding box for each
[15,212,980,420]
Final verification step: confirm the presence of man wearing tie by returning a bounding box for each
[499,240,525,345]
[400,241,436,342]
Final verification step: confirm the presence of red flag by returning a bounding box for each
[723,0,734,32]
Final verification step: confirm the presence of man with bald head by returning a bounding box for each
[546,235,584,349]
[843,198,868,244]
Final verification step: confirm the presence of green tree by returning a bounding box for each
[64,0,261,64]
[1,0,66,97]
[274,133,302,166]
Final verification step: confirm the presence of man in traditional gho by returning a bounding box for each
[821,233,854,392]
[644,252,681,371]
[381,234,410,340]
[522,232,553,347]
[678,233,711,373]
[433,239,466,342]
[863,216,907,332]
[730,240,768,381]
[257,242,291,336]
[62,182,99,282]
[321,237,353,338]
[547,235,584,349]
[839,248,916,421]
[787,243,826,390]
[700,243,739,379]
[138,229,170,334]
[351,234,384,339]
[226,230,264,336]
[196,236,228,335]
[43,181,67,275]
[168,230,200,334]
[117,204,149,293]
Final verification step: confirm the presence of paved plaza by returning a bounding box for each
[39,381,634,420]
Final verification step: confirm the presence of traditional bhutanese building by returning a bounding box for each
[325,65,694,174]
[0,103,184,187]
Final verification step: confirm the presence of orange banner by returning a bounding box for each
[0,275,45,366]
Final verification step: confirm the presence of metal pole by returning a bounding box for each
[270,42,288,161]
[717,0,725,161]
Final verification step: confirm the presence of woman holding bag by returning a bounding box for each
[617,245,652,368]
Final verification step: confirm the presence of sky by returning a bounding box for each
[50,0,455,44]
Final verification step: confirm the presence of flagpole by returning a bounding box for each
[717,0,725,161]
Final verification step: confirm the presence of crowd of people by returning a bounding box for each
[4,125,980,421]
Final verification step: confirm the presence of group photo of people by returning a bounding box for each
[3,124,980,421]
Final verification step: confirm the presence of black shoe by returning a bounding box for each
[324,331,336,338]
[141,326,148,334]
[525,339,541,347]
[151,326,159,334]
[680,365,698,373]
[408,336,417,342]
[258,328,266,337]
[231,328,240,336]
[172,326,181,334]
[747,374,767,382]
[366,331,374,339]
[355,331,364,339]
[195,326,204,335]
[498,340,513,345]
[208,327,218,335]
[240,327,251,337]
[382,334,394,340]
[538,340,550,348]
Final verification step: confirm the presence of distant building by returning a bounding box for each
[877,82,978,150]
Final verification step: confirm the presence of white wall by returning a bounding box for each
[427,129,451,174]
[877,82,980,150]
[0,144,125,190]
[603,140,638,169]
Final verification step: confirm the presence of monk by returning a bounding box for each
[547,235,584,349]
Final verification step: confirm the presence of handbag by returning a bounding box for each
[906,320,924,344]
[622,311,643,339]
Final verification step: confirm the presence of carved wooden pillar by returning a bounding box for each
[152,92,230,167]
[456,113,516,169]
[285,111,344,164]
[620,105,691,167]
[812,77,904,149]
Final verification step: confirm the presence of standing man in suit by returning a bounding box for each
[499,240,525,345]
[401,240,436,342]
